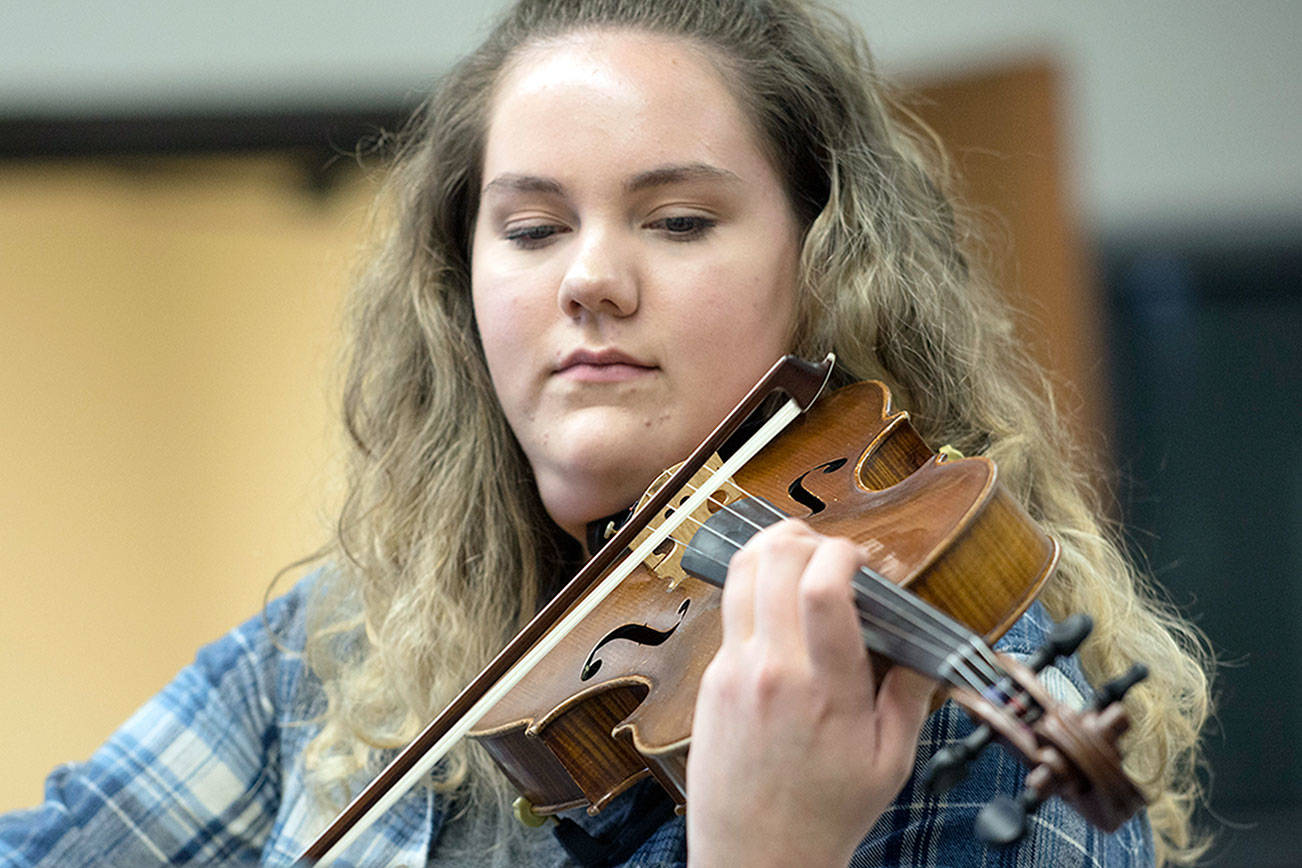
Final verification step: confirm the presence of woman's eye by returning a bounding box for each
[504,224,564,248]
[650,215,716,240]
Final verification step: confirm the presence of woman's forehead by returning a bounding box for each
[493,31,735,120]
[481,31,772,191]
[500,28,724,92]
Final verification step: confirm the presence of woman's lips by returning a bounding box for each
[556,349,656,382]
[559,362,655,382]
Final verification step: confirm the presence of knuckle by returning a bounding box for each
[750,664,785,706]
[748,653,801,706]
[743,527,779,556]
[754,518,807,545]
[701,651,741,699]
[746,520,816,557]
[776,517,812,536]
[800,566,852,609]
[824,536,863,563]
[727,545,756,572]
[699,656,725,691]
[801,538,862,598]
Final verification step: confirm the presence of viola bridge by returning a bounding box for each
[631,454,754,591]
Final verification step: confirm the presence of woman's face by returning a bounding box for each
[471,30,803,541]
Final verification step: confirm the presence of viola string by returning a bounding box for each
[663,508,995,695]
[647,485,1002,694]
[651,475,995,680]
[673,481,1045,725]
[699,475,1009,682]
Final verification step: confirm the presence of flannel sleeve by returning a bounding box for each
[0,588,307,867]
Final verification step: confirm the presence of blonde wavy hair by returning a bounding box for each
[301,0,1211,862]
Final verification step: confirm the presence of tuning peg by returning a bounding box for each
[923,723,993,794]
[1025,613,1093,673]
[975,787,1043,846]
[1093,662,1149,711]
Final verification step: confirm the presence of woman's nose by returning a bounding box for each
[557,228,638,319]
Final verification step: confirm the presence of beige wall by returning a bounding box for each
[0,155,371,810]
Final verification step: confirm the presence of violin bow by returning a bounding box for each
[297,354,834,863]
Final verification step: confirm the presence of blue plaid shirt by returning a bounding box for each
[0,575,1153,866]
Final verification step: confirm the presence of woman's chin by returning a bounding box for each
[530,456,668,540]
[523,407,701,537]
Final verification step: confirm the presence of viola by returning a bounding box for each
[300,354,1146,863]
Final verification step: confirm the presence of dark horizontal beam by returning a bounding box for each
[0,106,413,160]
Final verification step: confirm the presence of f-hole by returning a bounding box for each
[580,598,691,681]
[787,458,848,515]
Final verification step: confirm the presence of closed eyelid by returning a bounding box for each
[483,192,573,233]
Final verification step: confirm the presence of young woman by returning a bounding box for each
[0,0,1211,865]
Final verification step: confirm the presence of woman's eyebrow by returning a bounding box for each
[481,164,741,199]
[625,163,741,193]
[482,173,565,197]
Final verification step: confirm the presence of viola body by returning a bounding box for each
[301,359,1142,863]
[469,380,1058,816]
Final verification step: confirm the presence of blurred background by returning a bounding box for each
[1,1,1298,863]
